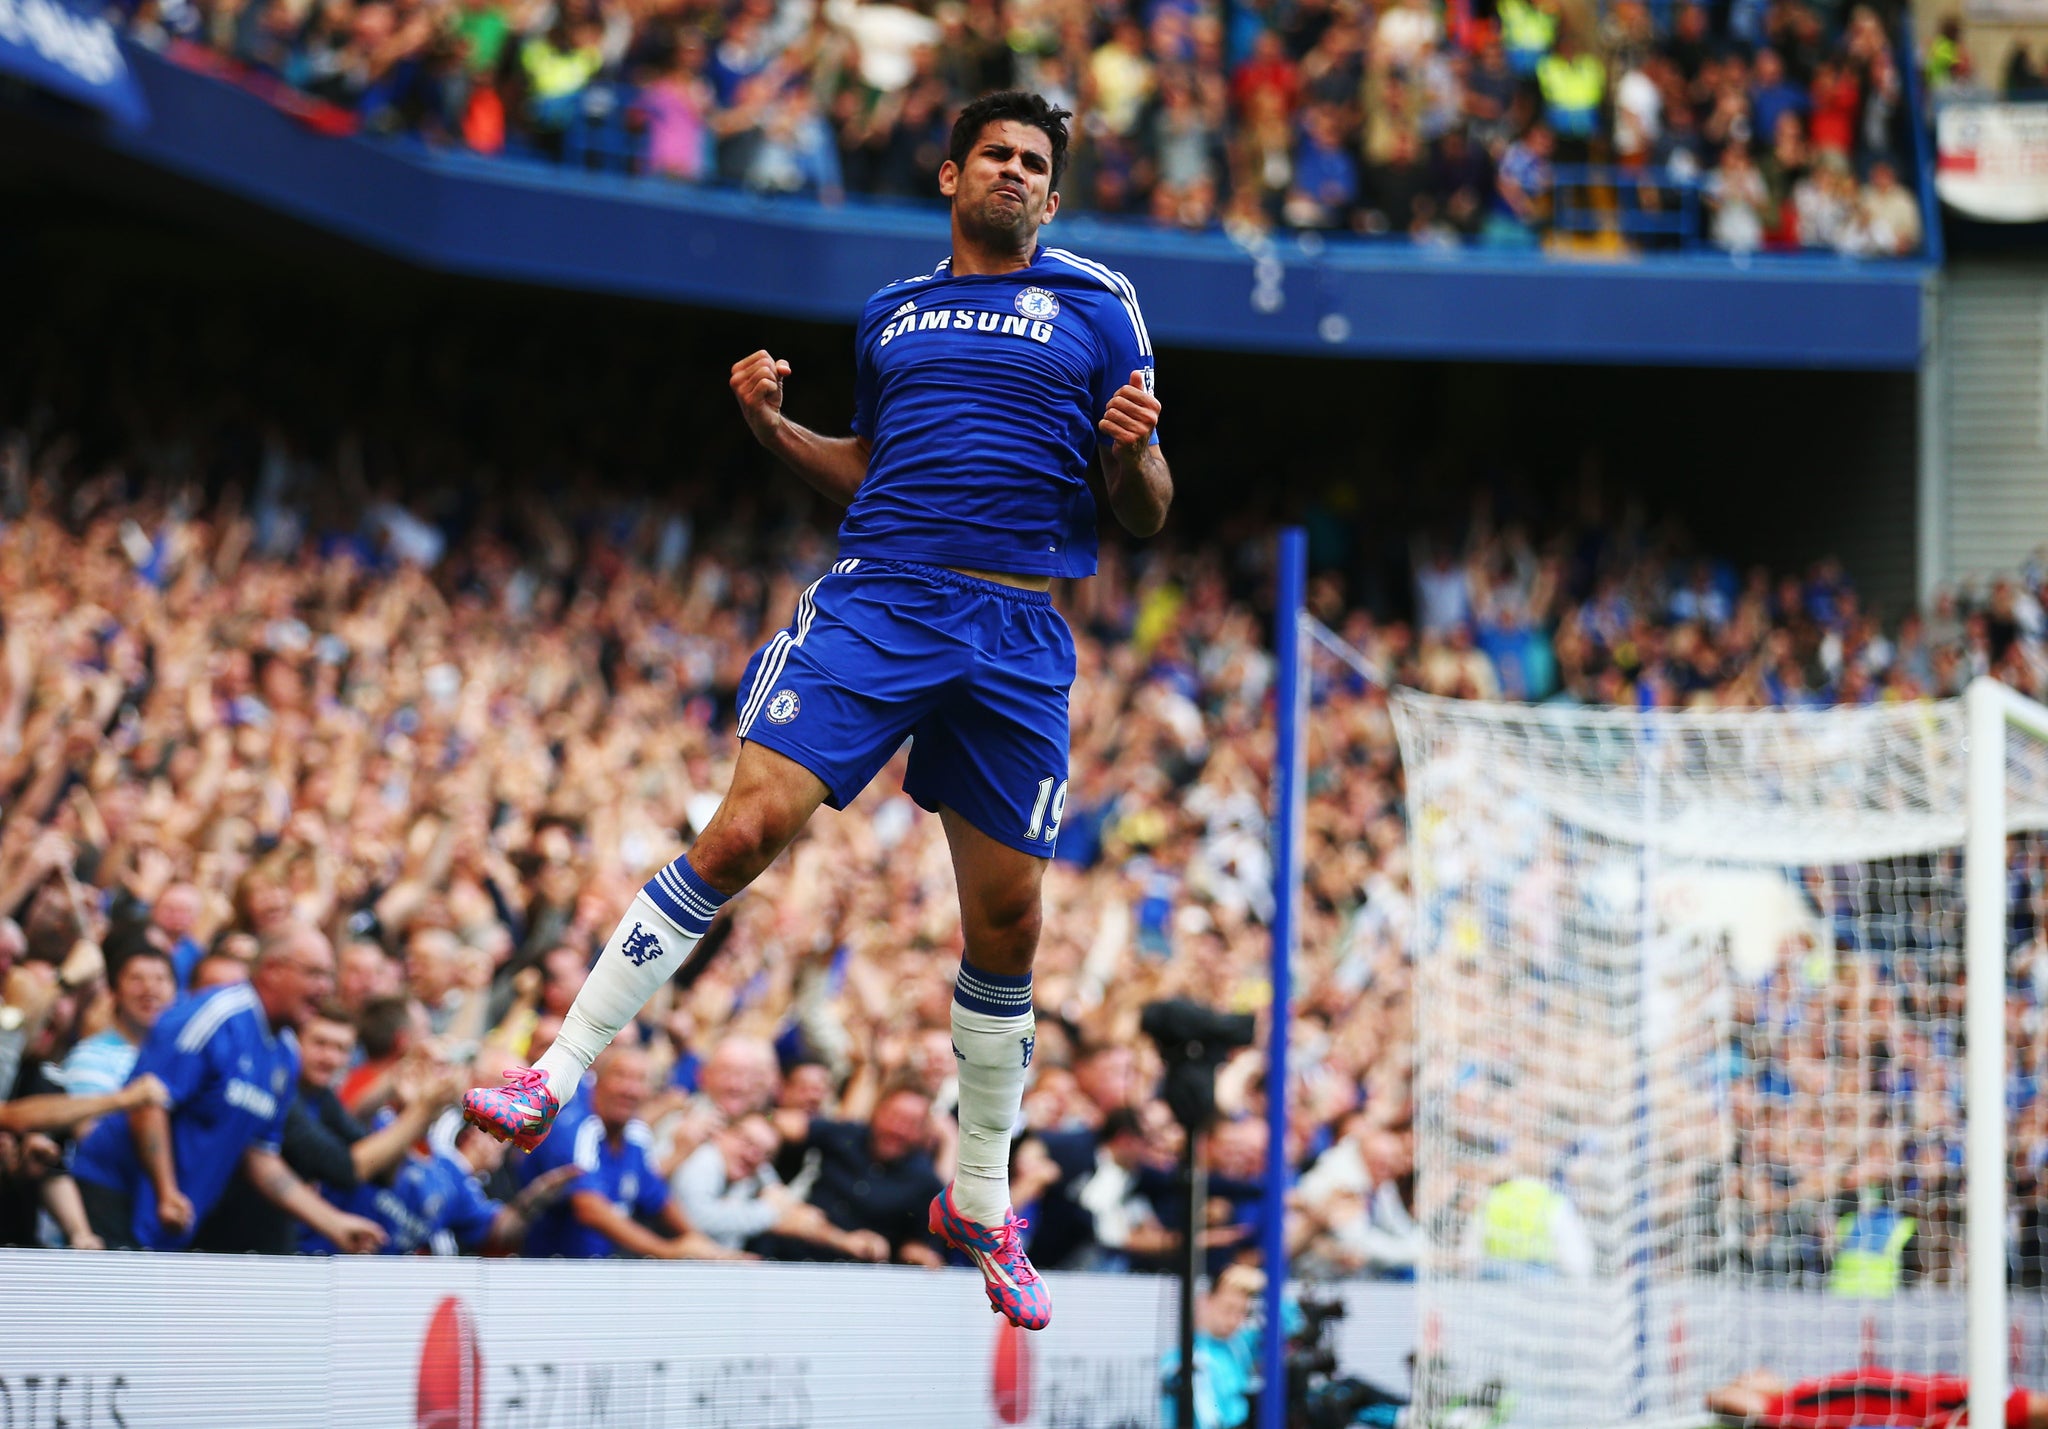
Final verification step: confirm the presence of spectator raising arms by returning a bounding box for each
[6,328,2048,1293]
[139,0,1922,255]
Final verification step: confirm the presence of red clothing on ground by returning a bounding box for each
[1760,1370,2025,1429]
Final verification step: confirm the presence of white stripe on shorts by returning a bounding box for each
[737,560,854,737]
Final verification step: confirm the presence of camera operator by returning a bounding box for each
[1160,1263,1268,1429]
[1287,1291,1410,1429]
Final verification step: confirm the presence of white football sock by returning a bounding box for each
[950,964,1036,1225]
[533,857,727,1105]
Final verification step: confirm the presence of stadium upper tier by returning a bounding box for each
[17,41,1924,368]
[91,0,1933,261]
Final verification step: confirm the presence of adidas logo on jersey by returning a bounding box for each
[879,308,1055,348]
[892,299,917,318]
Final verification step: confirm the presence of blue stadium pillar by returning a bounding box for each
[1260,528,1308,1429]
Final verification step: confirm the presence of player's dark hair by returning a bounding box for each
[947,90,1073,187]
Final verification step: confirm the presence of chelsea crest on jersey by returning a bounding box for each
[838,246,1157,582]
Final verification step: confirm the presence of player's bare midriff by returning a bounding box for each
[946,566,1054,593]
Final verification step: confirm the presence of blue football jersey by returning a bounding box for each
[517,1105,668,1259]
[304,1146,500,1255]
[839,246,1157,581]
[72,983,298,1250]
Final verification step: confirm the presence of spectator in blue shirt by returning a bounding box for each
[1750,49,1808,149]
[519,1044,737,1260]
[307,1119,580,1255]
[1490,122,1554,244]
[71,923,387,1253]
[1287,104,1358,229]
[198,1001,461,1253]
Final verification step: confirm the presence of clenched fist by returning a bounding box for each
[730,351,792,447]
[1098,369,1161,458]
[155,1186,196,1236]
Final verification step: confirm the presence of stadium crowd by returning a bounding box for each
[2,363,2047,1287]
[133,0,1923,254]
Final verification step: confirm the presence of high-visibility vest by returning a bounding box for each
[522,40,601,101]
[1499,0,1557,63]
[1829,1209,1915,1297]
[1481,1178,1561,1264]
[1928,35,1959,87]
[1538,52,1606,114]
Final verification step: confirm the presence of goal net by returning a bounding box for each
[1390,684,2048,1429]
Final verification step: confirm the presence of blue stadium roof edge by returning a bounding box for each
[101,43,1934,370]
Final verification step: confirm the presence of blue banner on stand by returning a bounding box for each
[0,0,146,126]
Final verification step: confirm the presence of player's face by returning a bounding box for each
[940,120,1061,246]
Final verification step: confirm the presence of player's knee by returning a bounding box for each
[967,885,1042,970]
[692,805,795,889]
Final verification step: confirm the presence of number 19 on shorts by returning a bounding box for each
[1025,777,1068,844]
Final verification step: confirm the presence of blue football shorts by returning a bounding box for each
[734,558,1075,858]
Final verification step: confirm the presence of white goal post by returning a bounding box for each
[1390,678,2048,1429]
[1969,678,2048,1429]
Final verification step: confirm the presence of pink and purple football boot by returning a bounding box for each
[929,1185,1051,1331]
[461,1067,560,1151]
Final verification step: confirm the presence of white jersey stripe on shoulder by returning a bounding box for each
[1055,248,1153,358]
[192,984,254,1047]
[574,1115,605,1172]
[892,256,952,287]
[176,984,254,1053]
[1042,248,1152,358]
[1042,248,1149,356]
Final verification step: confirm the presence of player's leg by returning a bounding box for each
[528,742,829,1102]
[467,559,948,1145]
[938,805,1047,1218]
[926,804,1053,1328]
[907,575,1073,1330]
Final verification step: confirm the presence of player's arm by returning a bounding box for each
[730,351,870,507]
[1098,370,1171,537]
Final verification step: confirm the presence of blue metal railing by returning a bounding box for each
[1899,19,1946,264]
[561,82,646,174]
[1551,163,1704,249]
